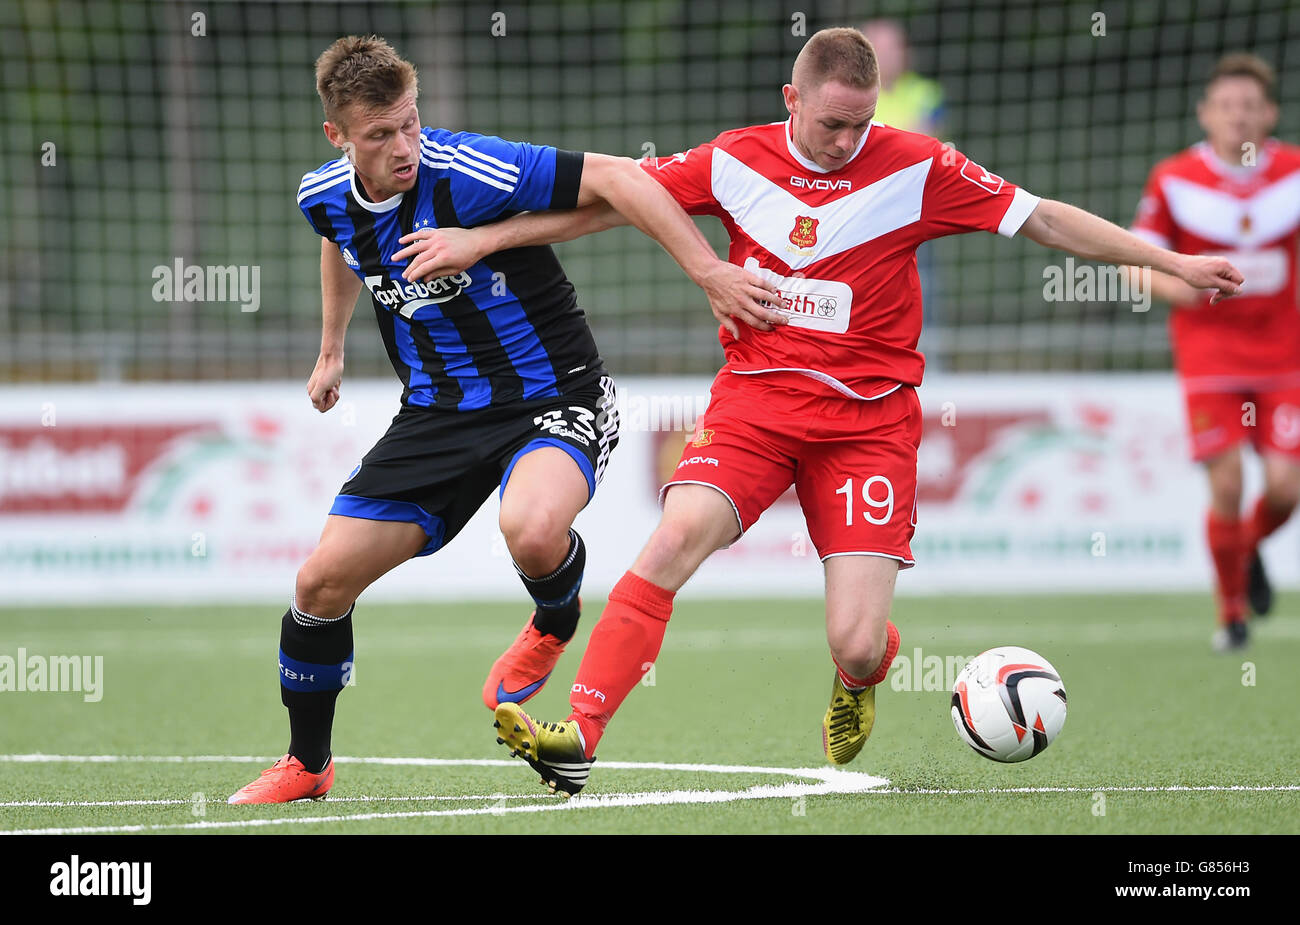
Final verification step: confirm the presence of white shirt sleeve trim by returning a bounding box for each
[998,187,1042,238]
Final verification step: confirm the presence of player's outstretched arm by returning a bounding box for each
[1123,265,1205,306]
[396,155,785,337]
[308,237,363,413]
[1019,199,1244,304]
[578,153,785,335]
[398,201,626,280]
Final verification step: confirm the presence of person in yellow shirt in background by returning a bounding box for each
[861,19,945,137]
[861,19,947,363]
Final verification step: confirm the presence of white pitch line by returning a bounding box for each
[7,755,1294,836]
[0,793,544,808]
[0,754,887,835]
[5,756,1295,796]
[0,754,276,764]
[9,778,1299,835]
[0,777,885,835]
[873,784,1300,794]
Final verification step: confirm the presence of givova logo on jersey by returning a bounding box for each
[364,271,472,319]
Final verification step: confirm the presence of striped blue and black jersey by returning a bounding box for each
[296,128,604,411]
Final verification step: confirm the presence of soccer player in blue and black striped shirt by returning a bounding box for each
[229,35,779,803]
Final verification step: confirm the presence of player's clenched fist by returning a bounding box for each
[307,352,344,412]
[1175,253,1246,304]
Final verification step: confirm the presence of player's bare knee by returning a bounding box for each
[827,616,889,677]
[1206,455,1243,509]
[1207,473,1242,515]
[294,558,352,618]
[1209,490,1243,518]
[638,523,687,574]
[500,507,570,576]
[1263,474,1300,513]
[643,515,716,572]
[831,645,883,680]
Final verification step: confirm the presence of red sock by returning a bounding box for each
[835,620,901,689]
[1245,495,1294,550]
[1206,511,1247,625]
[567,571,674,757]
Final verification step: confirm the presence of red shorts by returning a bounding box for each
[663,371,922,564]
[1183,384,1300,462]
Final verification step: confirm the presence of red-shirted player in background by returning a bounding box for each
[1128,54,1299,653]
[399,28,1243,793]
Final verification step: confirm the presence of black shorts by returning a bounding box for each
[330,375,619,556]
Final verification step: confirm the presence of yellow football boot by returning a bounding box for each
[822,674,877,765]
[494,702,592,797]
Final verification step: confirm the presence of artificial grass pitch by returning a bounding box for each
[0,594,1296,835]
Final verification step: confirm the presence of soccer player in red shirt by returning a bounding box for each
[1128,54,1300,652]
[401,28,1243,793]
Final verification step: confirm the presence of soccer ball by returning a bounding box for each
[950,646,1067,763]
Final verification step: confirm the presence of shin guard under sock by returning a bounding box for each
[517,529,586,643]
[566,572,673,756]
[279,599,354,772]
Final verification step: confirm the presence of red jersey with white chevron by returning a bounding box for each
[641,119,1040,398]
[1131,139,1300,388]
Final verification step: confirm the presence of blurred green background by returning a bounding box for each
[4,0,1298,381]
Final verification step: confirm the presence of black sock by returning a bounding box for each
[279,599,354,773]
[517,529,585,642]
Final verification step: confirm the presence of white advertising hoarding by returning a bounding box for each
[0,375,1289,602]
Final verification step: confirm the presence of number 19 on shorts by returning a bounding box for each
[835,476,894,526]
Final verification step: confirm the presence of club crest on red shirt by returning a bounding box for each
[788,215,819,249]
[959,158,1004,194]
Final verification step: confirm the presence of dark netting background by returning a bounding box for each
[3,0,1298,382]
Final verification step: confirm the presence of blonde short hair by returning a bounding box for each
[792,27,880,93]
[315,35,419,128]
[1206,53,1277,103]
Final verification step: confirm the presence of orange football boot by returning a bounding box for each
[482,612,572,710]
[227,754,334,804]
